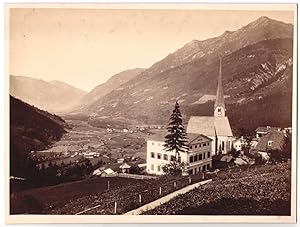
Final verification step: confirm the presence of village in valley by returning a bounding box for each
[10,58,292,216]
[9,9,294,217]
[28,59,292,178]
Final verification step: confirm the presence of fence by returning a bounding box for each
[102,173,158,180]
[75,172,212,215]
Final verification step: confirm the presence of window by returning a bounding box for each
[199,144,202,147]
[222,141,225,150]
[203,153,206,159]
[189,170,193,175]
[268,140,273,146]
[157,165,161,172]
[203,143,206,147]
[207,164,210,170]
[152,142,155,146]
[199,154,202,160]
[199,167,201,172]
[208,152,210,158]
[189,156,193,163]
[207,142,209,146]
[163,154,168,161]
[151,164,154,170]
[194,155,198,162]
[171,155,175,161]
[157,153,161,159]
[189,145,193,149]
[202,165,206,171]
[178,156,181,163]
[151,152,155,158]
[218,107,221,113]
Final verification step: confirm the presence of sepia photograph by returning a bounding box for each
[5,3,297,224]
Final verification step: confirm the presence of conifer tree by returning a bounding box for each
[164,101,189,162]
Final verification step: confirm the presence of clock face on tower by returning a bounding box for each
[215,107,225,117]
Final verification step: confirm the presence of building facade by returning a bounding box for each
[146,133,212,175]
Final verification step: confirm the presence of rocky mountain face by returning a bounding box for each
[10,76,87,113]
[75,68,145,111]
[76,16,294,135]
[10,95,67,177]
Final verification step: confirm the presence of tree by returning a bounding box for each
[163,101,189,175]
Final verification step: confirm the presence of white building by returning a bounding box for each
[146,132,213,175]
[186,58,233,155]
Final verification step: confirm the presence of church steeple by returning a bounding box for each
[214,57,226,117]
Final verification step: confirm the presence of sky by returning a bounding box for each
[9,7,294,92]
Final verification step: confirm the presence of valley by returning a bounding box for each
[30,117,165,175]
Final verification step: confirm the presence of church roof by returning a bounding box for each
[186,116,233,137]
[186,116,216,136]
[215,117,233,136]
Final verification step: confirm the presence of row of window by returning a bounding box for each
[151,142,210,149]
[150,163,211,174]
[189,152,210,163]
[150,152,178,161]
[189,143,209,149]
[188,164,211,175]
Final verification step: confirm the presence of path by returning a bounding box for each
[123,179,212,215]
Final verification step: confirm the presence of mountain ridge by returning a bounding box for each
[10,75,87,113]
[76,16,293,135]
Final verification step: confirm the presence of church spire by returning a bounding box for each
[214,57,226,117]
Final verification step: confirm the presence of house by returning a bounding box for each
[187,58,233,155]
[146,132,213,175]
[119,163,131,173]
[255,126,281,138]
[253,131,285,154]
[92,167,116,176]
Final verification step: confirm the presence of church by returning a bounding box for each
[186,58,233,156]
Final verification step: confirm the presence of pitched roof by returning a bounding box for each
[215,117,233,136]
[187,116,216,136]
[148,130,168,142]
[187,133,213,144]
[103,168,115,174]
[255,126,281,133]
[187,116,233,137]
[254,132,285,152]
[119,163,131,169]
[148,131,211,144]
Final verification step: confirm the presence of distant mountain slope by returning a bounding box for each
[10,75,87,113]
[75,68,145,111]
[70,16,294,135]
[10,95,67,177]
[83,35,293,134]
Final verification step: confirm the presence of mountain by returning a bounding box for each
[74,68,145,111]
[10,95,68,177]
[10,76,87,113]
[77,17,294,135]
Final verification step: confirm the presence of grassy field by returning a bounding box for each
[11,173,208,215]
[143,163,291,215]
[10,177,141,214]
